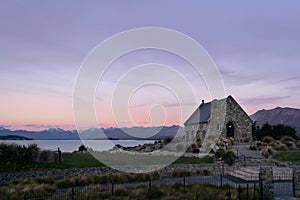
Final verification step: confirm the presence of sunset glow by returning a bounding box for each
[1,1,300,130]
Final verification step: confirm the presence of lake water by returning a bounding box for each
[0,140,155,152]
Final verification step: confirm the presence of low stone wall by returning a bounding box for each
[0,162,225,184]
[235,157,289,168]
[158,162,225,177]
[1,158,298,185]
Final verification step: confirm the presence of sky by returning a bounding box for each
[0,1,300,130]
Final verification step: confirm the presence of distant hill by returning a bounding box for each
[0,126,184,140]
[0,135,32,140]
[251,107,300,133]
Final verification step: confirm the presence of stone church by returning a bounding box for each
[184,95,252,145]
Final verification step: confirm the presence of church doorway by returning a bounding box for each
[226,122,235,138]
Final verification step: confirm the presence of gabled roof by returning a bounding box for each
[184,97,226,125]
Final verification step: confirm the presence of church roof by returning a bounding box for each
[184,97,227,125]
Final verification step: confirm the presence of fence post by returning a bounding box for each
[196,191,198,200]
[220,175,223,187]
[228,186,231,200]
[183,176,186,190]
[247,183,249,200]
[253,183,256,200]
[149,179,152,200]
[259,172,263,200]
[111,182,114,197]
[222,163,225,175]
[238,185,241,200]
[71,188,75,200]
[293,172,296,197]
[58,147,61,164]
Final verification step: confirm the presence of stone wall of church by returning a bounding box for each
[185,123,209,145]
[185,96,253,147]
[221,96,253,142]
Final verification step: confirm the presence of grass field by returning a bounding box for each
[0,178,256,200]
[273,151,300,161]
[0,152,213,173]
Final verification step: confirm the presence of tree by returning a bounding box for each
[252,122,298,140]
[78,145,87,152]
[252,121,261,140]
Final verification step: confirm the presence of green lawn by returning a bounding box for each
[273,151,300,161]
[0,152,213,173]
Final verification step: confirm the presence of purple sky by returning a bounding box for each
[1,1,300,130]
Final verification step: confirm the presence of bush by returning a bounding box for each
[280,136,296,143]
[192,148,200,153]
[222,150,236,166]
[163,137,173,144]
[203,169,209,176]
[278,144,288,151]
[215,149,236,166]
[172,170,179,177]
[38,150,52,162]
[271,140,282,150]
[55,178,73,188]
[253,122,297,140]
[0,143,46,164]
[249,145,257,151]
[78,145,87,152]
[261,136,275,144]
[296,140,300,150]
[261,147,273,158]
[284,141,296,150]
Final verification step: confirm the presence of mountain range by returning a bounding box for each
[0,126,184,140]
[250,107,300,133]
[0,107,299,140]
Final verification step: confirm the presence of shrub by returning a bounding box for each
[35,177,55,185]
[179,171,191,177]
[284,141,296,150]
[55,178,73,188]
[38,150,52,162]
[203,169,209,176]
[0,143,45,164]
[296,140,300,150]
[261,136,275,144]
[222,150,236,166]
[279,144,289,151]
[280,136,296,143]
[192,148,200,153]
[249,145,257,151]
[261,147,273,158]
[28,143,40,161]
[163,137,173,144]
[172,170,179,177]
[78,145,87,152]
[271,140,282,150]
[151,171,160,180]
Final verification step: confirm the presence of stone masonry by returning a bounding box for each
[293,166,300,198]
[259,166,274,200]
[221,95,252,142]
[184,95,253,148]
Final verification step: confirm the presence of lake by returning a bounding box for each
[0,140,155,152]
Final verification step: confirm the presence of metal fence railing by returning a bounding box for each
[23,175,294,200]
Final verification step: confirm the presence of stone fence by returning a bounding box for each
[0,162,226,184]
